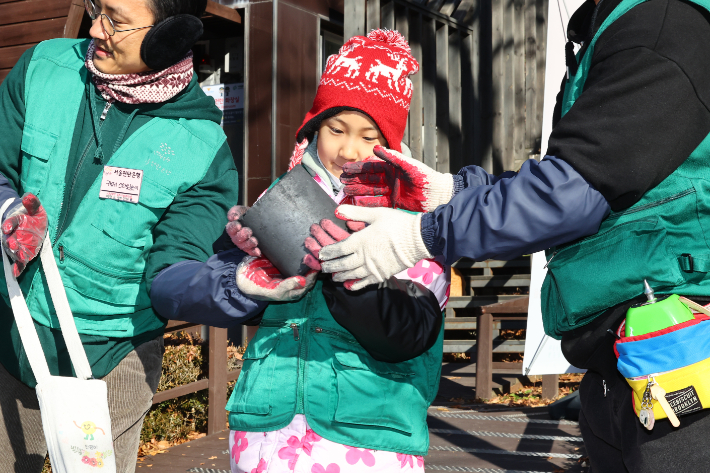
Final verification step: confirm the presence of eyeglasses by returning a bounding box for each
[84,0,153,37]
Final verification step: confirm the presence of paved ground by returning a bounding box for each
[137,364,588,473]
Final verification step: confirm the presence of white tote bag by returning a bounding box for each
[1,200,116,473]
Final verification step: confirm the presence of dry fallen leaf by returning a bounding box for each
[208,456,218,459]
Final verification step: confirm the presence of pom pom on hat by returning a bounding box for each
[295,29,419,153]
[366,29,411,53]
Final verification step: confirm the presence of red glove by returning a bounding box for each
[303,219,364,290]
[2,193,47,277]
[236,256,317,301]
[341,145,455,212]
[226,205,261,257]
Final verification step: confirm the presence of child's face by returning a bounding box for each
[316,111,387,179]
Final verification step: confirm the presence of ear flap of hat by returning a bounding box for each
[141,14,203,71]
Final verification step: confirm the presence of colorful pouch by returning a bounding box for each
[615,298,710,429]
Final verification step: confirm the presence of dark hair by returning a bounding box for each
[148,0,207,23]
[297,107,387,146]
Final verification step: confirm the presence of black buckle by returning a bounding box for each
[682,253,694,273]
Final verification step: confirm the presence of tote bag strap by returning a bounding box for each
[38,232,93,380]
[0,198,93,382]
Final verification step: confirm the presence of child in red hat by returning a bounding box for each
[225,30,450,473]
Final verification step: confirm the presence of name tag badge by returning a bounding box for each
[99,166,143,204]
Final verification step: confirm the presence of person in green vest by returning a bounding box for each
[315,0,710,470]
[223,31,450,473]
[0,0,268,471]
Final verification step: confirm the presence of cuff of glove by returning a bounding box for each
[420,212,443,257]
[411,213,434,263]
[452,174,465,196]
[2,197,20,222]
[426,174,455,212]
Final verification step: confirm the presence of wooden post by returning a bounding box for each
[535,0,548,152]
[490,0,504,173]
[422,17,437,169]
[542,374,559,400]
[502,0,514,171]
[524,0,537,154]
[344,0,365,41]
[435,22,449,173]
[381,0,394,30]
[207,326,228,435]
[448,30,462,173]
[513,0,525,166]
[366,0,380,32]
[63,0,85,39]
[396,4,410,145]
[408,11,423,161]
[476,312,494,399]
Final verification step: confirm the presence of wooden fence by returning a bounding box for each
[344,0,548,173]
[156,321,238,435]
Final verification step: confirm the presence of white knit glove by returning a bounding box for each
[236,256,317,301]
[340,145,455,212]
[318,205,432,290]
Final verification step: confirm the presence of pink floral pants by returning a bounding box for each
[229,415,425,473]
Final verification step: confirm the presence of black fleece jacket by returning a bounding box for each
[555,0,710,369]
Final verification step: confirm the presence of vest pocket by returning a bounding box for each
[230,332,280,415]
[20,125,57,195]
[331,351,423,434]
[542,217,685,336]
[95,177,175,249]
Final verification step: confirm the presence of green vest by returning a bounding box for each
[227,280,444,456]
[10,39,225,337]
[541,0,710,338]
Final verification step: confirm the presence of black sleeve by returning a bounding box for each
[547,0,710,212]
[321,277,443,363]
[213,228,236,254]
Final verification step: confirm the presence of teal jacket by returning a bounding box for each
[541,0,710,338]
[0,39,240,386]
[227,152,445,456]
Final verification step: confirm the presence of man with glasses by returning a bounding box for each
[0,0,266,471]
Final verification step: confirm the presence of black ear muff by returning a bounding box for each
[141,14,203,71]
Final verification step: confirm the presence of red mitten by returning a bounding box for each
[236,256,317,301]
[2,193,48,277]
[226,205,261,256]
[341,145,454,212]
[303,219,363,290]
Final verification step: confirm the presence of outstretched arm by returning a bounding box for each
[319,156,610,285]
[421,156,610,263]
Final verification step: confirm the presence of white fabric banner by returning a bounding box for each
[522,0,587,376]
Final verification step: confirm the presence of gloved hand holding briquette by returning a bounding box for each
[316,205,432,291]
[2,193,48,277]
[340,145,455,212]
[303,218,365,290]
[226,205,261,256]
[235,255,317,302]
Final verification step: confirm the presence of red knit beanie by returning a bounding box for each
[296,29,419,153]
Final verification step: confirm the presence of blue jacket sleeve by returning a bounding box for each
[150,248,268,327]
[454,166,517,190]
[421,156,611,264]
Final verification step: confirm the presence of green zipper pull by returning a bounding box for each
[59,245,64,263]
[290,323,300,341]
